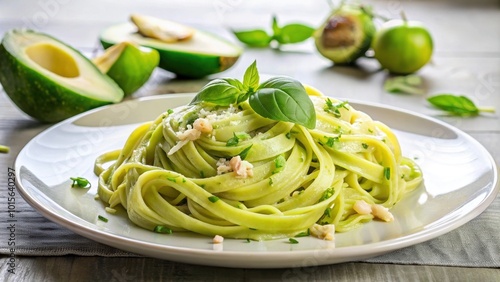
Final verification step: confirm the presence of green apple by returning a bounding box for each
[372,19,433,74]
[93,41,159,96]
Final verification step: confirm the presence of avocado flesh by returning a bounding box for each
[93,41,159,96]
[0,29,123,122]
[315,6,375,64]
[100,23,242,78]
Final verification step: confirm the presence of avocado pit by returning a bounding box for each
[322,16,356,49]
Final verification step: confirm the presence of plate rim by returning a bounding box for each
[15,93,500,268]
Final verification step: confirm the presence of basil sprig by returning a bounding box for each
[190,61,316,129]
[427,94,495,116]
[233,15,314,48]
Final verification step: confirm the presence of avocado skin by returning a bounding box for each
[0,42,119,123]
[104,44,160,96]
[101,40,239,79]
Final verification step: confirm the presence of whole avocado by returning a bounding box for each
[314,5,375,64]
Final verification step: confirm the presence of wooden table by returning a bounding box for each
[1,0,499,280]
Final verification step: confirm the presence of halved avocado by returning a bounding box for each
[99,16,243,78]
[0,29,124,123]
[314,5,375,64]
[93,41,159,96]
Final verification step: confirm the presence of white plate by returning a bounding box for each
[15,94,499,268]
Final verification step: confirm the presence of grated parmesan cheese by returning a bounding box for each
[371,204,394,222]
[213,235,224,244]
[310,223,335,241]
[353,200,372,215]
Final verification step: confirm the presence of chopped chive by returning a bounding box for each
[288,238,299,244]
[97,215,108,222]
[272,155,286,174]
[167,109,174,115]
[324,207,332,217]
[154,225,173,234]
[295,229,310,237]
[320,187,335,202]
[249,228,257,231]
[384,167,391,180]
[268,178,273,185]
[167,177,177,182]
[208,196,219,203]
[362,143,368,149]
[244,238,251,243]
[0,145,10,154]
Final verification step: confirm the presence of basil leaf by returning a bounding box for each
[275,24,315,44]
[190,78,244,106]
[70,177,91,189]
[242,60,259,92]
[232,29,272,47]
[427,94,479,116]
[238,145,253,160]
[384,75,425,95]
[249,77,316,129]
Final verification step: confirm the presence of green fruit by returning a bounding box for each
[93,41,159,96]
[99,15,243,78]
[314,5,375,64]
[0,29,124,123]
[372,19,433,74]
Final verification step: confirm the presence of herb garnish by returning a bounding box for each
[0,145,9,154]
[233,15,314,48]
[320,187,335,201]
[154,225,173,234]
[70,177,91,189]
[226,132,251,147]
[238,145,253,160]
[427,94,495,116]
[208,196,220,203]
[272,155,286,174]
[384,75,425,95]
[324,99,349,118]
[97,215,108,223]
[384,167,391,180]
[295,229,310,237]
[288,238,299,244]
[191,61,316,129]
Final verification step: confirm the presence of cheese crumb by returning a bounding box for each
[229,156,253,178]
[193,118,213,134]
[371,204,394,222]
[216,156,253,178]
[310,223,335,241]
[213,235,224,244]
[353,200,372,215]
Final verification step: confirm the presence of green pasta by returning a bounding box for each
[95,91,422,240]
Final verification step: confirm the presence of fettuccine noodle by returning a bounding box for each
[95,89,422,240]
